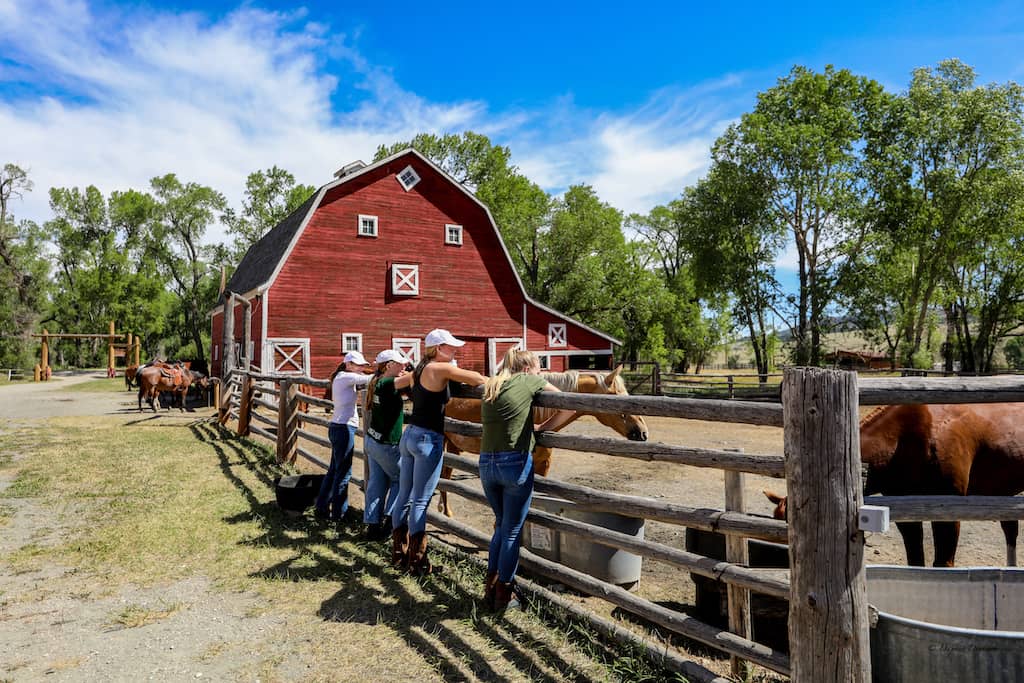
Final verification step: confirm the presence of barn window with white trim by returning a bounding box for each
[445,224,463,245]
[548,323,567,347]
[396,165,421,191]
[358,214,378,237]
[341,333,362,354]
[391,264,419,296]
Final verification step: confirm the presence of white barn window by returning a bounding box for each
[548,323,567,348]
[391,264,419,296]
[445,224,463,245]
[396,165,421,191]
[358,214,378,237]
[341,332,363,354]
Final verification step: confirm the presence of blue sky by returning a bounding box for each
[2,0,1023,253]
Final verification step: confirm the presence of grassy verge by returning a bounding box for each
[0,415,719,681]
[63,377,127,393]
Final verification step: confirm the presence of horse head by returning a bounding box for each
[587,366,649,442]
[764,490,788,520]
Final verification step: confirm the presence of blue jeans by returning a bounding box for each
[315,423,355,520]
[480,450,534,583]
[392,424,445,535]
[363,436,401,524]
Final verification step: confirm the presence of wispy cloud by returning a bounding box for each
[0,0,745,244]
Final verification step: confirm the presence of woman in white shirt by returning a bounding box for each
[314,351,373,524]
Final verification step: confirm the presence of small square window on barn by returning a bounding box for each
[548,323,567,348]
[391,264,419,296]
[445,224,463,245]
[538,354,550,370]
[358,214,378,237]
[341,333,363,354]
[396,165,421,191]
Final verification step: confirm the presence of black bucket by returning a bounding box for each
[274,474,325,515]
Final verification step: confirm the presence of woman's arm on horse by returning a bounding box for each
[536,382,575,433]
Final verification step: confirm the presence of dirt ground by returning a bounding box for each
[0,375,1011,682]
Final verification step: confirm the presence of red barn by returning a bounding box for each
[210,149,619,380]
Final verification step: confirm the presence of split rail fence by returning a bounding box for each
[214,366,1024,683]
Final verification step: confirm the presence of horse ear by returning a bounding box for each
[763,490,784,504]
[603,365,623,388]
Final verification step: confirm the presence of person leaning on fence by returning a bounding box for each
[479,348,574,611]
[391,329,486,575]
[314,350,373,526]
[361,349,413,542]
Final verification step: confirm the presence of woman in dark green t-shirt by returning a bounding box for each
[479,349,574,612]
[362,349,412,541]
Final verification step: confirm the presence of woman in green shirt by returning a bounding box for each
[362,349,412,541]
[480,349,574,611]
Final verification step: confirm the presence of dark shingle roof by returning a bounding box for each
[222,190,319,299]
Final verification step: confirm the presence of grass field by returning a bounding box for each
[0,415,720,682]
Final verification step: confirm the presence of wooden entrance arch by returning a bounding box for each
[31,321,141,381]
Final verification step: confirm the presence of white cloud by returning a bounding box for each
[0,0,749,249]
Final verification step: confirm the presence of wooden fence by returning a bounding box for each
[215,367,1024,683]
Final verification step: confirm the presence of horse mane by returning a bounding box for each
[540,370,579,393]
[859,405,891,428]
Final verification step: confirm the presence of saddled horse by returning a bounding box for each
[137,361,194,412]
[438,366,649,516]
[766,403,1024,567]
[125,364,139,390]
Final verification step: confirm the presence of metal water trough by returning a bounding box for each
[867,566,1024,683]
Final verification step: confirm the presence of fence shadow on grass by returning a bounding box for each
[186,420,605,682]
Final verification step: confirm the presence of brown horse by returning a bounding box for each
[766,403,1024,567]
[125,364,139,389]
[136,362,194,412]
[438,366,649,516]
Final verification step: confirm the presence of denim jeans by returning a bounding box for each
[363,436,401,524]
[392,424,445,535]
[315,423,355,520]
[479,450,534,583]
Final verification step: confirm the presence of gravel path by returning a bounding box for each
[0,372,132,420]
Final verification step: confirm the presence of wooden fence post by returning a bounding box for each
[40,329,49,381]
[212,378,221,413]
[241,298,253,371]
[221,291,236,379]
[782,367,870,682]
[236,374,254,436]
[277,380,298,464]
[218,373,233,425]
[724,467,751,679]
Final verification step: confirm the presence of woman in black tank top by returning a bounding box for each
[390,329,486,575]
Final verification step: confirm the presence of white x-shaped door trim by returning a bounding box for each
[548,323,567,348]
[391,264,419,296]
[266,338,309,375]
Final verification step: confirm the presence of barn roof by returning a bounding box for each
[215,148,620,345]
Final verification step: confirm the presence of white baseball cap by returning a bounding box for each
[375,349,408,365]
[424,328,465,348]
[343,350,370,365]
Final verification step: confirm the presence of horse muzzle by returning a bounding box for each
[628,428,648,442]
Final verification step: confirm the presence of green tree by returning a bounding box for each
[862,59,1024,367]
[223,166,314,261]
[0,164,49,367]
[715,65,884,365]
[144,175,227,361]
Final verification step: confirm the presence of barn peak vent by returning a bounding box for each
[334,160,366,179]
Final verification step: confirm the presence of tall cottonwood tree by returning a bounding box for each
[223,166,314,261]
[715,65,883,365]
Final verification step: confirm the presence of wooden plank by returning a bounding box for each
[248,424,276,442]
[297,428,330,449]
[277,380,298,464]
[859,376,1024,405]
[296,391,333,410]
[783,368,870,683]
[250,410,276,427]
[236,375,254,437]
[295,445,328,470]
[295,410,331,428]
[873,495,1024,521]
[427,512,791,675]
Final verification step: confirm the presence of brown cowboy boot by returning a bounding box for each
[482,570,499,611]
[494,581,521,612]
[391,525,409,569]
[407,531,433,576]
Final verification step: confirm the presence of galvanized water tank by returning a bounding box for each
[523,494,644,588]
[868,566,1024,683]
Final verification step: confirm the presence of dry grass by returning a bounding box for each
[0,414,710,682]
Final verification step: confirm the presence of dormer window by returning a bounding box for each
[397,165,421,191]
[358,214,378,237]
[445,224,463,246]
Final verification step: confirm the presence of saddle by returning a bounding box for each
[154,361,186,388]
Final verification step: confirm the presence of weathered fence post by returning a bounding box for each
[236,374,254,436]
[724,467,751,679]
[241,298,252,371]
[221,291,236,379]
[277,380,298,464]
[782,367,870,682]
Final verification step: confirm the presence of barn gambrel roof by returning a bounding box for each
[213,148,620,346]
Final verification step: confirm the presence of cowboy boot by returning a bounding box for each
[482,570,499,611]
[494,581,521,612]
[407,531,433,576]
[391,525,409,569]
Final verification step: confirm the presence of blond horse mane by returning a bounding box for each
[859,405,891,428]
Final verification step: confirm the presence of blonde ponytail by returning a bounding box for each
[483,349,538,402]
